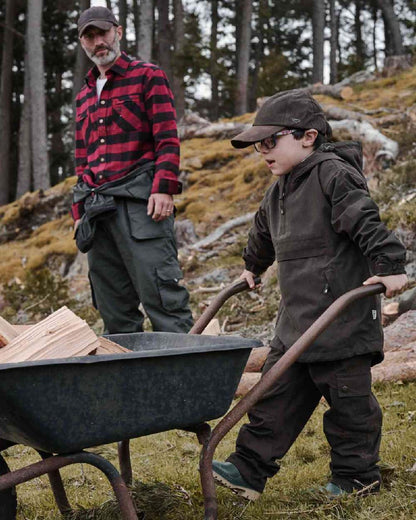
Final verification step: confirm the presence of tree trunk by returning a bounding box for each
[311,0,325,84]
[27,0,50,191]
[354,0,365,69]
[329,0,338,84]
[138,0,153,61]
[132,0,140,55]
[118,0,128,52]
[0,0,16,205]
[172,0,185,121]
[377,0,404,56]
[156,0,172,79]
[234,0,252,116]
[249,0,266,112]
[372,2,378,71]
[73,0,91,106]
[210,0,219,120]
[16,46,32,199]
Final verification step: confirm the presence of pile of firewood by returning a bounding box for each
[0,307,129,364]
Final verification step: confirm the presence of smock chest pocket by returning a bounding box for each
[275,236,327,261]
[112,95,142,132]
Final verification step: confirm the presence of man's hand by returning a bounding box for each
[363,273,408,298]
[147,193,174,222]
[239,269,261,290]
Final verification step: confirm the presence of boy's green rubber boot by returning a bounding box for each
[212,461,261,501]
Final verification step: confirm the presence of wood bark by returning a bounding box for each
[377,0,404,56]
[210,0,219,121]
[138,0,153,61]
[172,0,185,121]
[329,0,338,84]
[118,0,128,52]
[0,0,16,205]
[27,0,50,191]
[73,0,91,107]
[311,0,325,84]
[156,0,172,79]
[16,46,32,199]
[234,0,252,116]
[354,0,365,69]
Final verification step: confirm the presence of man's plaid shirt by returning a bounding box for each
[72,52,181,220]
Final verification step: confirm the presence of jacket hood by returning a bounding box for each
[290,141,364,181]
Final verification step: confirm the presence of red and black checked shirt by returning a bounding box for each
[72,52,181,220]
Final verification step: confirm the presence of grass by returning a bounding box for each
[3,381,415,519]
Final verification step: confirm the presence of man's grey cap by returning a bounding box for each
[231,89,332,148]
[78,6,119,37]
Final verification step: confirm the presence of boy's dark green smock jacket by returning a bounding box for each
[244,142,406,364]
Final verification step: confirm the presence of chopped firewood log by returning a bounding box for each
[95,336,132,355]
[0,315,19,348]
[0,306,100,364]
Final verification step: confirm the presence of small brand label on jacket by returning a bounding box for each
[372,309,377,320]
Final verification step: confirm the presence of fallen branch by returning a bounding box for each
[189,212,255,250]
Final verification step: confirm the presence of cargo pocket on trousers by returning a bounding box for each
[156,263,188,312]
[336,373,371,398]
[126,200,171,240]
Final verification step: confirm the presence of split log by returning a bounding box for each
[189,212,255,250]
[95,336,132,355]
[236,372,261,397]
[244,346,270,373]
[0,306,100,363]
[372,345,416,383]
[0,315,19,347]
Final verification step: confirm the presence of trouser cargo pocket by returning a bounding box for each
[156,263,189,312]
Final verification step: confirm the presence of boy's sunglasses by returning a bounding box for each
[253,129,296,152]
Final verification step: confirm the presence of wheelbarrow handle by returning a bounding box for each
[200,282,385,520]
[189,276,261,335]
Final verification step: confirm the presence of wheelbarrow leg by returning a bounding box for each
[118,440,133,485]
[38,451,72,514]
[0,451,139,520]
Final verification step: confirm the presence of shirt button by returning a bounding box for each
[100,100,105,105]
[99,118,104,124]
[100,157,105,162]
[100,138,105,143]
[98,174,104,180]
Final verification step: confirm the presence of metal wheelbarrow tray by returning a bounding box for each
[0,332,261,454]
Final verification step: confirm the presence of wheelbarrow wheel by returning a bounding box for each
[0,453,17,520]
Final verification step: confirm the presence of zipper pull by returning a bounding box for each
[323,283,329,294]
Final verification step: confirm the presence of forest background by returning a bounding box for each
[0,0,415,207]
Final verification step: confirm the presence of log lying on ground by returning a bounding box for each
[0,315,19,347]
[0,307,101,363]
[329,119,399,161]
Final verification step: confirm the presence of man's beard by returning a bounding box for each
[85,32,121,67]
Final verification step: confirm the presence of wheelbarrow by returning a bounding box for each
[0,278,262,519]
[0,281,385,519]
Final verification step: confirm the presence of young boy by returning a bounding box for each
[212,89,408,500]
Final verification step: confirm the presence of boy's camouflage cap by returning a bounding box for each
[231,89,332,148]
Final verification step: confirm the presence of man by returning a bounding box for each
[72,6,193,334]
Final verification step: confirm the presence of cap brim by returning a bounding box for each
[79,20,115,37]
[231,125,286,149]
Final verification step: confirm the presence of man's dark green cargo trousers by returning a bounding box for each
[87,198,193,334]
